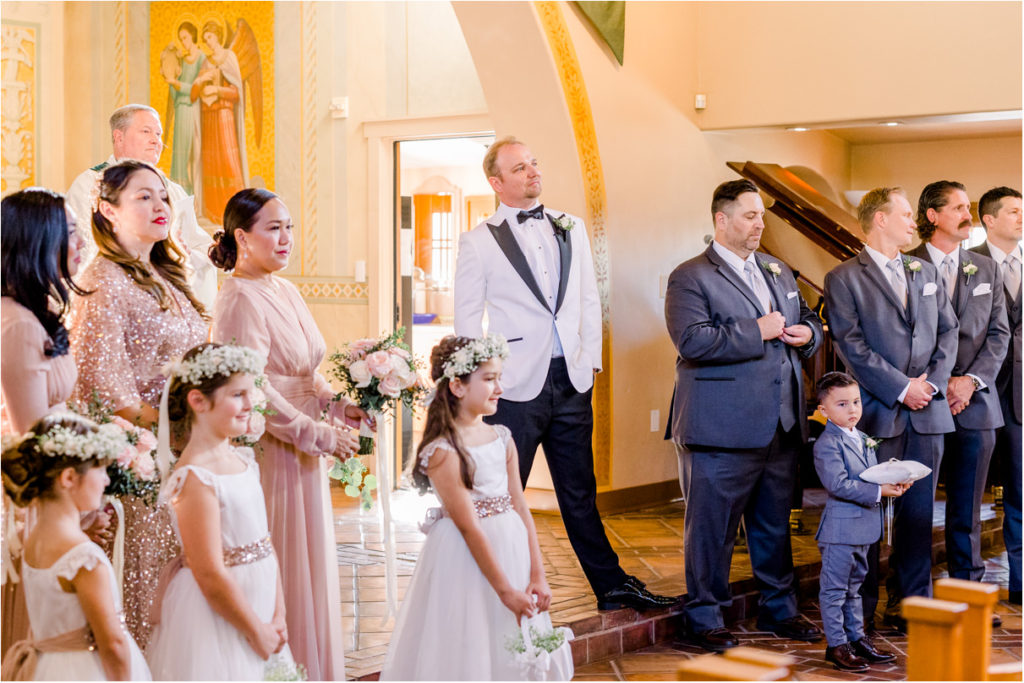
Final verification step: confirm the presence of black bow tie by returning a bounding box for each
[516,205,545,223]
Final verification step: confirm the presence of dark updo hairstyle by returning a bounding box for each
[92,159,207,319]
[1,188,89,357]
[410,336,480,493]
[2,414,112,508]
[209,188,279,271]
[166,343,238,429]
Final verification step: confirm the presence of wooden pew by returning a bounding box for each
[902,596,968,680]
[933,578,998,680]
[677,652,790,681]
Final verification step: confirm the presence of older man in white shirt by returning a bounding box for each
[66,104,216,307]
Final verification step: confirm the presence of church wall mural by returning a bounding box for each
[1,21,38,195]
[148,1,274,224]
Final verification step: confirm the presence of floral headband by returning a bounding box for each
[441,334,510,380]
[2,416,128,462]
[164,345,267,386]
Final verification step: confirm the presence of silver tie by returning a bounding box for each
[941,255,957,297]
[744,261,772,313]
[1004,252,1022,299]
[886,259,907,308]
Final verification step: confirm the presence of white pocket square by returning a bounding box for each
[922,282,938,296]
[973,283,992,296]
[786,291,798,300]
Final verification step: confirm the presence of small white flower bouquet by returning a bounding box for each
[264,650,306,681]
[504,614,575,681]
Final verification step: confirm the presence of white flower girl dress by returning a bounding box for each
[17,542,151,680]
[146,447,298,680]
[381,424,559,680]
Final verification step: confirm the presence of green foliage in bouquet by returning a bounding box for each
[504,625,568,654]
[327,455,378,511]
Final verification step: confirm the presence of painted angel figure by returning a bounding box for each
[192,17,263,222]
[160,22,206,196]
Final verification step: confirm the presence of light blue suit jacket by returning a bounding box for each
[813,420,882,546]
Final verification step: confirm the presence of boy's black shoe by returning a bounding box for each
[851,637,896,663]
[825,643,869,671]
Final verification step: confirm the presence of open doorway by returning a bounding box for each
[394,135,495,475]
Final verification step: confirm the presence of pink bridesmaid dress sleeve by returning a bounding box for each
[1,317,54,434]
[212,287,337,457]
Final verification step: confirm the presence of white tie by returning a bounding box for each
[1004,252,1021,299]
[886,259,907,308]
[941,255,957,297]
[744,261,772,313]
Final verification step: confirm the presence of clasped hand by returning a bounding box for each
[946,376,976,416]
[902,373,934,410]
[328,402,376,459]
[757,312,812,347]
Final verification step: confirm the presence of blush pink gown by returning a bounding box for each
[0,297,79,657]
[211,275,347,681]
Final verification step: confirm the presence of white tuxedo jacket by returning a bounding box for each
[453,209,602,401]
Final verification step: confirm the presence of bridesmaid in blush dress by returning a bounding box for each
[68,161,208,649]
[209,188,367,681]
[0,189,92,656]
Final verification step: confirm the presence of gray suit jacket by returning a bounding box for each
[970,241,1022,423]
[813,421,882,546]
[665,245,822,449]
[824,250,959,438]
[907,245,1010,430]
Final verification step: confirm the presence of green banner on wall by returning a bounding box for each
[573,1,625,65]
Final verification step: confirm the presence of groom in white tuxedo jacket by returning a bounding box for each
[454,137,674,611]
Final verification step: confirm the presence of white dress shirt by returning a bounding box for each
[495,202,564,356]
[711,240,773,311]
[922,242,987,389]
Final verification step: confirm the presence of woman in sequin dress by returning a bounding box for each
[69,160,208,649]
[1,189,88,656]
[209,189,365,681]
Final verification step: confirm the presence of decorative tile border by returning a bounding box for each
[534,1,612,485]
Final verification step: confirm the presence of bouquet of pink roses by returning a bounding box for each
[326,327,428,455]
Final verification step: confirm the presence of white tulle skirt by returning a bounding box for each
[381,509,554,681]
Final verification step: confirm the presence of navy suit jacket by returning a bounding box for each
[907,245,1010,430]
[665,245,822,449]
[970,241,1022,424]
[824,250,959,438]
[813,421,882,546]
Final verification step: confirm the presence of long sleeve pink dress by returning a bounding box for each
[68,256,207,649]
[211,275,347,681]
[0,297,79,656]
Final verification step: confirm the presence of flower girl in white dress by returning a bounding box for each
[382,335,555,680]
[146,343,298,680]
[1,414,151,680]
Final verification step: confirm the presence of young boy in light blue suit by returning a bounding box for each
[814,372,906,671]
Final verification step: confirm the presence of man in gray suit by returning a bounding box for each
[907,181,1009,587]
[666,179,823,651]
[824,187,959,631]
[972,186,1022,604]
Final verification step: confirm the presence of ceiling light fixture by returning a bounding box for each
[880,121,902,127]
[787,126,809,132]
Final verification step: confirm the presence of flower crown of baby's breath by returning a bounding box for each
[3,415,129,462]
[442,334,510,380]
[165,345,267,386]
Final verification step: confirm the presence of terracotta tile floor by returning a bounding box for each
[333,486,1021,680]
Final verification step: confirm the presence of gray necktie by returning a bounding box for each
[941,254,957,297]
[744,261,772,313]
[1004,252,1021,299]
[886,259,907,308]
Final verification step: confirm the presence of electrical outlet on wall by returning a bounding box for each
[650,409,659,432]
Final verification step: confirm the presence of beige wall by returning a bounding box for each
[850,135,1024,214]
[694,2,1022,129]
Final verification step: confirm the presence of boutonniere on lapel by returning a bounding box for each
[962,258,978,285]
[902,256,922,281]
[551,214,575,242]
[863,435,882,452]
[761,261,781,282]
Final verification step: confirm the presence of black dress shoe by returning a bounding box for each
[881,612,907,633]
[825,643,870,672]
[755,614,823,642]
[597,580,677,611]
[689,627,739,652]
[851,636,896,663]
[993,614,1003,628]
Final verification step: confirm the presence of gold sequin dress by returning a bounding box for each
[68,256,207,648]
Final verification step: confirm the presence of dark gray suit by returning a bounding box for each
[908,244,1010,581]
[813,421,882,646]
[824,250,958,616]
[971,241,1022,593]
[666,244,822,631]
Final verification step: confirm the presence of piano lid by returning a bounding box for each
[727,161,864,261]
